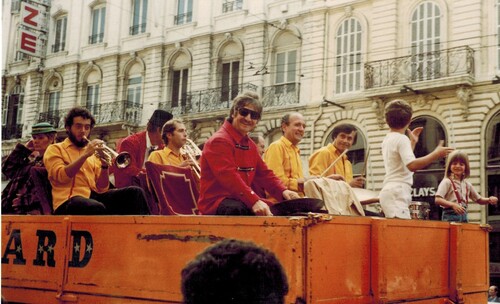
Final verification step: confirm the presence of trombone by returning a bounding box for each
[181,138,202,180]
[83,137,131,169]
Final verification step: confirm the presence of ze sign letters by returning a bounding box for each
[18,1,48,57]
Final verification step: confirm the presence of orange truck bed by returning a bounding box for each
[1,215,490,303]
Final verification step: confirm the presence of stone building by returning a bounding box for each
[2,0,500,281]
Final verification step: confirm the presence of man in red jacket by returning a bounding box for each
[114,109,172,188]
[198,92,299,216]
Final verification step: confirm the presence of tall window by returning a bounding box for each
[1,85,24,140]
[172,69,189,108]
[221,61,240,102]
[130,0,147,35]
[86,84,100,116]
[410,1,441,81]
[275,50,297,85]
[89,5,106,44]
[335,18,362,93]
[48,91,60,113]
[53,16,67,53]
[127,76,142,107]
[176,0,193,25]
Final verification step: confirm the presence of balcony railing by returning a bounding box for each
[159,83,258,115]
[88,33,104,44]
[364,46,474,89]
[2,124,23,140]
[38,110,66,128]
[129,23,146,35]
[222,0,243,13]
[175,12,192,25]
[262,83,300,107]
[38,101,143,128]
[51,42,66,53]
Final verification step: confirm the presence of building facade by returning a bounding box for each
[2,0,500,282]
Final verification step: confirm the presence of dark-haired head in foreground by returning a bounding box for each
[181,239,289,304]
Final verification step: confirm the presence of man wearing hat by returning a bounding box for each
[1,122,57,214]
[114,109,173,188]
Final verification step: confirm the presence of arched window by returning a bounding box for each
[335,18,362,93]
[410,1,441,81]
[409,116,447,219]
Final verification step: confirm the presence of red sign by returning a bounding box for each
[20,1,48,31]
[17,1,48,58]
[18,28,46,57]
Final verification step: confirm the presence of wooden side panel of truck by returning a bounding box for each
[1,215,490,303]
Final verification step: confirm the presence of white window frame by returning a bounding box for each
[410,1,441,81]
[274,49,297,85]
[130,0,148,35]
[335,18,362,93]
[220,60,240,102]
[86,83,100,115]
[222,0,243,13]
[48,91,60,113]
[127,76,142,107]
[90,5,105,44]
[53,15,67,53]
[176,0,193,25]
[171,68,189,107]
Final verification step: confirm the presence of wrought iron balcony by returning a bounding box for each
[175,12,192,25]
[222,0,243,13]
[129,23,146,35]
[262,83,300,107]
[38,110,66,128]
[51,42,66,53]
[88,33,104,44]
[2,124,23,140]
[364,46,474,90]
[38,101,143,128]
[159,83,258,115]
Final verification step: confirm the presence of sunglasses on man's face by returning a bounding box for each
[237,107,261,120]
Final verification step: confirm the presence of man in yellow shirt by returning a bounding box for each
[148,119,193,168]
[309,123,365,188]
[44,107,149,215]
[264,113,316,196]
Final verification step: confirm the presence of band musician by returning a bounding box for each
[148,119,194,168]
[114,109,173,188]
[309,123,365,188]
[264,113,318,198]
[198,91,300,216]
[44,107,149,215]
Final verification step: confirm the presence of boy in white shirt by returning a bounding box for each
[379,100,453,218]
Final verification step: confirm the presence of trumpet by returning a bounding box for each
[181,138,202,180]
[83,137,131,169]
